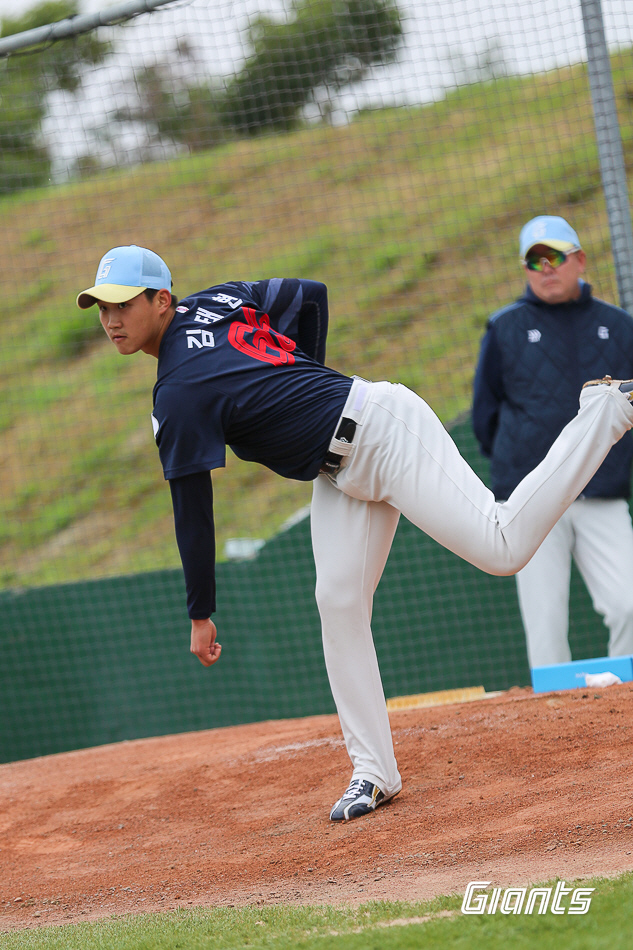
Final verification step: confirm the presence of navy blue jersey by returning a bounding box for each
[153,279,352,482]
[153,278,352,619]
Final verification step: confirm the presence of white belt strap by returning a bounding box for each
[346,376,371,420]
[327,377,372,457]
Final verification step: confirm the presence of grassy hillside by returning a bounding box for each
[1,52,632,589]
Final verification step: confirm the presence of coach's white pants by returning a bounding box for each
[310,379,633,796]
[516,497,633,668]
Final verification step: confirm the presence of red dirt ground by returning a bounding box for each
[2,684,633,932]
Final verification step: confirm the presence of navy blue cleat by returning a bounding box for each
[329,778,398,822]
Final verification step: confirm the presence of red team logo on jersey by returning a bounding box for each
[228,307,296,366]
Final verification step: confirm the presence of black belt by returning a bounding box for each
[320,417,357,475]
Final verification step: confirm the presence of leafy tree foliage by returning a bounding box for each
[119,0,403,155]
[220,0,404,135]
[0,1,110,194]
[112,40,230,158]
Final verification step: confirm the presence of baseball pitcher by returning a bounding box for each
[77,245,633,821]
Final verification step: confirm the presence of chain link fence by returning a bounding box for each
[2,0,633,759]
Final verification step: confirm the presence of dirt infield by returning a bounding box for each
[2,684,633,932]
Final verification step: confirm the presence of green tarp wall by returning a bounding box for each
[0,418,611,764]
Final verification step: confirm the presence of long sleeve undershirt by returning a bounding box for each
[169,471,216,618]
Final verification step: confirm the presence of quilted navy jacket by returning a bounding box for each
[472,282,633,501]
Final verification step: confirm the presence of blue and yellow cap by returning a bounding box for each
[76,245,172,309]
[519,216,581,260]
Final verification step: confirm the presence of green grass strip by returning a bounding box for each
[3,872,632,949]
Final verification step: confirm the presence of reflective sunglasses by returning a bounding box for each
[524,248,569,271]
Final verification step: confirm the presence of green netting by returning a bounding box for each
[0,0,631,763]
[0,419,610,764]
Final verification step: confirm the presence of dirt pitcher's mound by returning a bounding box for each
[2,685,633,931]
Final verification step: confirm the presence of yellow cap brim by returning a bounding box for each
[76,284,147,309]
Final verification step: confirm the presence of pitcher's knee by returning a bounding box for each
[472,550,531,577]
[314,578,366,621]
[463,527,532,576]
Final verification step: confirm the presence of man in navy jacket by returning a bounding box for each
[473,215,633,668]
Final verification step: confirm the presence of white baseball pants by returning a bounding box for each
[310,378,633,796]
[516,497,633,668]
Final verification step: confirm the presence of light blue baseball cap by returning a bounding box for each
[76,245,172,309]
[519,215,582,261]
